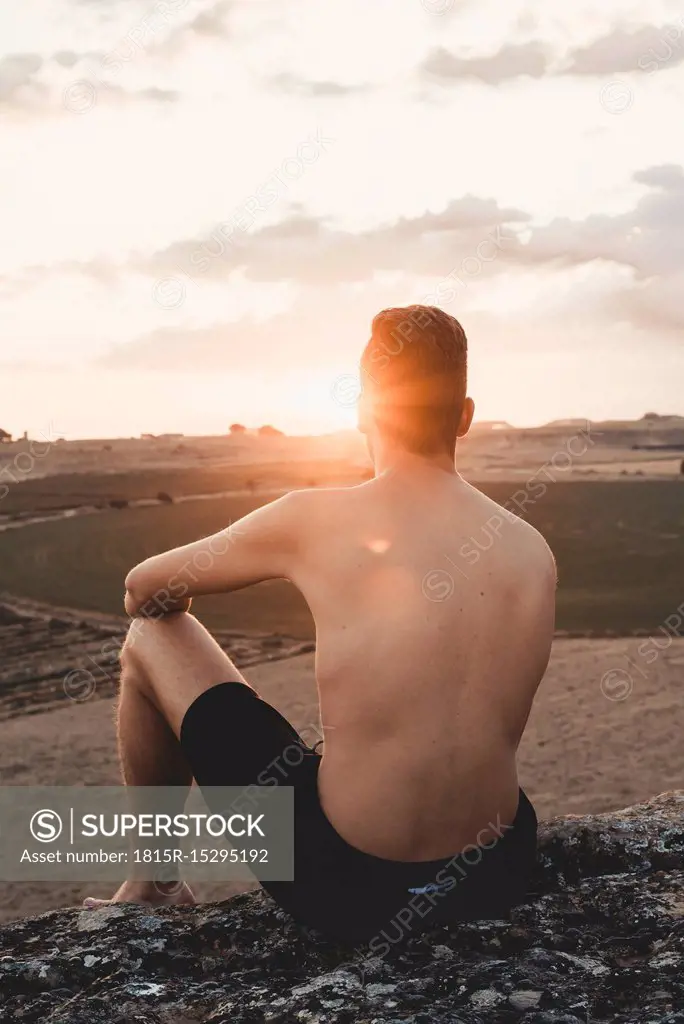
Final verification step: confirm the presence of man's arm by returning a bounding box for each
[124,491,304,618]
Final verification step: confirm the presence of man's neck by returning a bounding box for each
[371,441,458,479]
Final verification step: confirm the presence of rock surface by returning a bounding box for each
[1,793,683,1023]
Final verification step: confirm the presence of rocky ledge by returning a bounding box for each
[1,793,683,1023]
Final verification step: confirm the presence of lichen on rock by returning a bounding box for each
[1,793,682,1023]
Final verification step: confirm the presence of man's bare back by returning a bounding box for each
[283,464,556,861]
[119,463,554,869]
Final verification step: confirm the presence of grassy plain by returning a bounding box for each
[0,479,681,636]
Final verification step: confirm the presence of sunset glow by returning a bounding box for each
[1,0,683,438]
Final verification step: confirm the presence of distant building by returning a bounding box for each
[0,428,13,443]
[642,413,684,424]
[141,432,185,440]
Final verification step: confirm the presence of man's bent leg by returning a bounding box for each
[84,612,249,909]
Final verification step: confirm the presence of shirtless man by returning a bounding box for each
[85,305,556,943]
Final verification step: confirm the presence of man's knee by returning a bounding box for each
[121,616,152,663]
[119,620,145,679]
[121,613,189,671]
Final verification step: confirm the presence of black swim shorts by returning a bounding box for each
[180,681,538,945]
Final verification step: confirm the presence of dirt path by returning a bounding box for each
[0,488,286,533]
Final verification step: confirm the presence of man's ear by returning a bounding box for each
[457,397,475,438]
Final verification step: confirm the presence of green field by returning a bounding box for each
[0,480,681,636]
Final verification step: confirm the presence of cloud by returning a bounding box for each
[183,0,234,37]
[420,23,684,87]
[0,53,44,104]
[0,48,178,115]
[518,164,684,332]
[134,86,177,102]
[60,78,178,115]
[565,24,684,75]
[269,73,368,97]
[54,51,81,69]
[523,164,684,275]
[146,196,529,287]
[420,42,550,84]
[7,158,684,343]
[151,0,234,55]
[634,164,684,190]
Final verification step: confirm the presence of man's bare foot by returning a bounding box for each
[83,879,196,909]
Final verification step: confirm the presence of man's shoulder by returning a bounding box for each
[280,483,358,509]
[504,507,557,580]
[236,487,339,560]
[273,484,359,526]
[267,485,363,559]
[469,487,556,577]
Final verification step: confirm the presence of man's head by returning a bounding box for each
[359,305,474,459]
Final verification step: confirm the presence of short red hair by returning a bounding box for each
[361,305,468,455]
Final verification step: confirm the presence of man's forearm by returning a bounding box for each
[120,493,302,620]
[124,587,191,619]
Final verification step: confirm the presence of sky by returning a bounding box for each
[1,0,683,439]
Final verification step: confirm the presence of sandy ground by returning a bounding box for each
[1,426,682,489]
[2,636,683,923]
